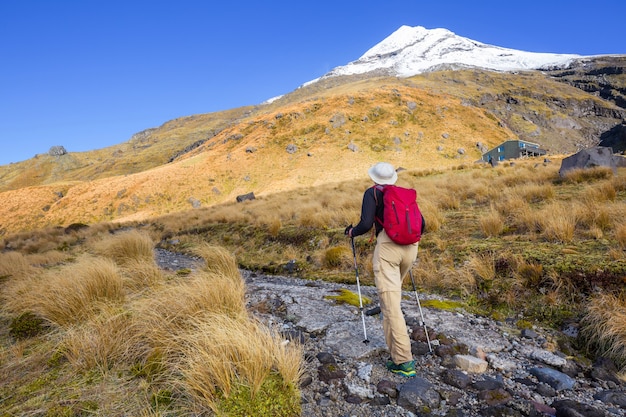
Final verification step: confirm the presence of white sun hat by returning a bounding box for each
[368,162,397,185]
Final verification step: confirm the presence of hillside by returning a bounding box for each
[1,56,625,236]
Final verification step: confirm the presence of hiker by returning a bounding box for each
[345,162,420,377]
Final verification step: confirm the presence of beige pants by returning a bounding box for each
[373,230,419,364]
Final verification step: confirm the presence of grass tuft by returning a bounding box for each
[580,292,626,370]
[616,223,626,249]
[0,251,33,280]
[175,315,302,416]
[560,166,614,183]
[90,229,155,265]
[480,208,504,237]
[2,256,124,327]
[194,243,241,279]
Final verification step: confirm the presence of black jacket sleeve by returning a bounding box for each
[351,187,383,237]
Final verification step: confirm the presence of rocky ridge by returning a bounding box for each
[155,249,626,416]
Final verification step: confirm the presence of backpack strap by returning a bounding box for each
[371,185,385,242]
[372,184,385,226]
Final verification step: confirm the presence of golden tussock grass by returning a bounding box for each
[581,292,626,368]
[0,251,33,279]
[610,173,626,192]
[2,256,124,327]
[137,270,248,342]
[561,166,615,183]
[435,191,461,210]
[193,243,241,279]
[410,251,444,287]
[268,216,287,237]
[581,181,617,203]
[412,251,478,296]
[493,193,536,234]
[466,252,496,282]
[607,248,625,261]
[616,223,626,249]
[2,227,70,254]
[1,238,304,414]
[174,314,302,415]
[63,304,137,372]
[516,261,544,289]
[90,229,155,266]
[133,247,249,344]
[418,199,442,233]
[537,201,578,243]
[479,207,504,237]
[23,250,72,267]
[513,183,555,203]
[121,259,165,291]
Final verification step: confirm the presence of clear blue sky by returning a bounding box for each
[1,0,624,166]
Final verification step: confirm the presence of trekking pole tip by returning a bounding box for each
[363,339,370,345]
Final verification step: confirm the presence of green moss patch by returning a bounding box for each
[217,373,300,417]
[420,299,466,311]
[324,289,372,307]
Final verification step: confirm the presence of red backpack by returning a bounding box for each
[374,185,422,245]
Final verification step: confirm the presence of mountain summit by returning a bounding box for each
[320,25,583,80]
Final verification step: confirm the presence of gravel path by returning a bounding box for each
[155,248,626,417]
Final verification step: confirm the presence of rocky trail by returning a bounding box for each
[155,249,626,417]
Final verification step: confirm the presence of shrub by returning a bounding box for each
[323,246,351,268]
[9,311,47,339]
[517,262,544,288]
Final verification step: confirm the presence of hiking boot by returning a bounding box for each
[386,360,416,377]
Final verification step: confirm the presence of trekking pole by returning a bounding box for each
[350,237,370,344]
[408,268,432,353]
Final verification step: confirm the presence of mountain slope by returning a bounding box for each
[0,106,258,193]
[0,81,518,234]
[1,27,625,235]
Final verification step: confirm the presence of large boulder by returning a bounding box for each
[236,192,255,203]
[558,146,617,177]
[48,146,67,156]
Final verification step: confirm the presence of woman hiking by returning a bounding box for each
[345,162,421,378]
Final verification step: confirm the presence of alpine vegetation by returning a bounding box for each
[0,232,303,416]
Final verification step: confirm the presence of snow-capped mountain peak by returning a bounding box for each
[322,25,583,80]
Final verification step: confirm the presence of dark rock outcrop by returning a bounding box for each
[558,146,617,177]
[236,192,255,202]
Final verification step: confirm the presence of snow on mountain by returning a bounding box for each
[318,25,583,81]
